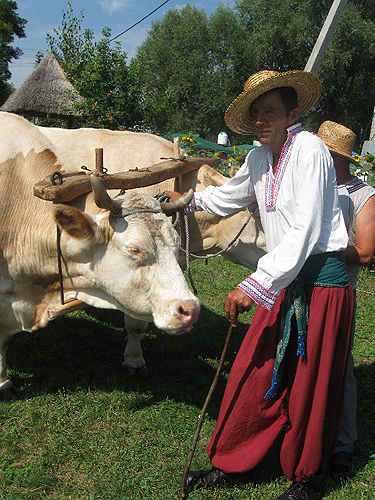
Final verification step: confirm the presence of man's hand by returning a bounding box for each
[164,190,183,203]
[225,288,254,327]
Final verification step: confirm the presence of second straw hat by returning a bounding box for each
[317,120,360,167]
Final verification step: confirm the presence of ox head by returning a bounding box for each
[53,178,200,334]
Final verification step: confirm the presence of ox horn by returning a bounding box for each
[90,174,122,214]
[160,189,194,216]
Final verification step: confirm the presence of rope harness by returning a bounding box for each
[177,210,253,295]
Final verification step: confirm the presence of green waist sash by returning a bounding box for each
[264,251,350,399]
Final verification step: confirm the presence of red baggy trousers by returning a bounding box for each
[207,285,353,483]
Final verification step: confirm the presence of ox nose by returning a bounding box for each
[178,301,201,328]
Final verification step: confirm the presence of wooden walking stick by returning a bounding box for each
[179,323,234,500]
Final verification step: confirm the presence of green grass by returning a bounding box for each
[0,259,374,499]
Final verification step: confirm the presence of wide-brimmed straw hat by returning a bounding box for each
[224,70,322,135]
[317,120,360,167]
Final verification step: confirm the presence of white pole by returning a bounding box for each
[304,0,348,73]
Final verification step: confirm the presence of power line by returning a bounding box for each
[109,0,171,42]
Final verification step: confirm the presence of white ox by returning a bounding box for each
[37,126,267,373]
[0,112,200,399]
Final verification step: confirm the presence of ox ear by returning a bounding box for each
[54,205,97,240]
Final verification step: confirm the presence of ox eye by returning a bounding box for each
[127,245,146,260]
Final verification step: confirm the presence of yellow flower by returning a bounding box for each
[352,154,361,162]
[233,145,236,154]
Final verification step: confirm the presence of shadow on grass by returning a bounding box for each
[354,361,375,471]
[5,304,248,412]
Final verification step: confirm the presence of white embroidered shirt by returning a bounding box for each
[192,123,349,309]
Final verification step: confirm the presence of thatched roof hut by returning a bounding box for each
[0,53,82,119]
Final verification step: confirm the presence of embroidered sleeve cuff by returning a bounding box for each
[237,276,278,310]
[184,192,197,213]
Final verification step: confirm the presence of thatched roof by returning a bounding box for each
[0,53,82,118]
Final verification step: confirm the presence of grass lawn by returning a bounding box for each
[0,258,374,499]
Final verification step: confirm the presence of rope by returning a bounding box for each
[180,211,253,260]
[109,0,171,42]
[111,208,163,218]
[182,213,198,295]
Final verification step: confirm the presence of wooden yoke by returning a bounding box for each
[34,156,220,203]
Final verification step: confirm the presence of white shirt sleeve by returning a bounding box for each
[193,161,257,216]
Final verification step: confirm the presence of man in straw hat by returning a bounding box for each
[166,70,353,499]
[318,121,375,479]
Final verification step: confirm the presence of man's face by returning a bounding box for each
[249,90,299,152]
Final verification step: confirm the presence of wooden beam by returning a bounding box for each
[47,299,87,320]
[34,157,220,203]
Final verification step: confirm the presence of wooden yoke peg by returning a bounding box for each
[173,137,183,192]
[95,148,104,173]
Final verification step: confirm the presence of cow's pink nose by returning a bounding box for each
[178,302,201,327]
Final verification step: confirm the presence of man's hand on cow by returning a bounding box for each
[225,288,254,327]
[164,190,183,203]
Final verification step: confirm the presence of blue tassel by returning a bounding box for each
[297,332,307,358]
[264,373,282,399]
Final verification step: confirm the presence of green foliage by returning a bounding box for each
[353,152,375,187]
[135,4,250,140]
[234,0,375,141]
[45,1,143,129]
[314,3,375,143]
[0,0,27,105]
[135,5,211,135]
[37,0,375,148]
[133,0,375,148]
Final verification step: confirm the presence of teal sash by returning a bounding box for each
[264,251,350,399]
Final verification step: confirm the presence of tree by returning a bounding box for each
[135,5,211,136]
[235,0,375,146]
[46,1,142,129]
[203,5,249,140]
[314,2,375,145]
[0,0,27,105]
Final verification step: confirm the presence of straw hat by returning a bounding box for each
[317,120,360,166]
[224,70,322,135]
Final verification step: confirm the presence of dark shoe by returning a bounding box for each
[329,451,354,479]
[276,479,322,500]
[186,467,251,489]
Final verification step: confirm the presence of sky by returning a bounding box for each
[10,0,236,89]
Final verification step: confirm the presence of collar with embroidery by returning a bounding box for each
[265,123,302,212]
